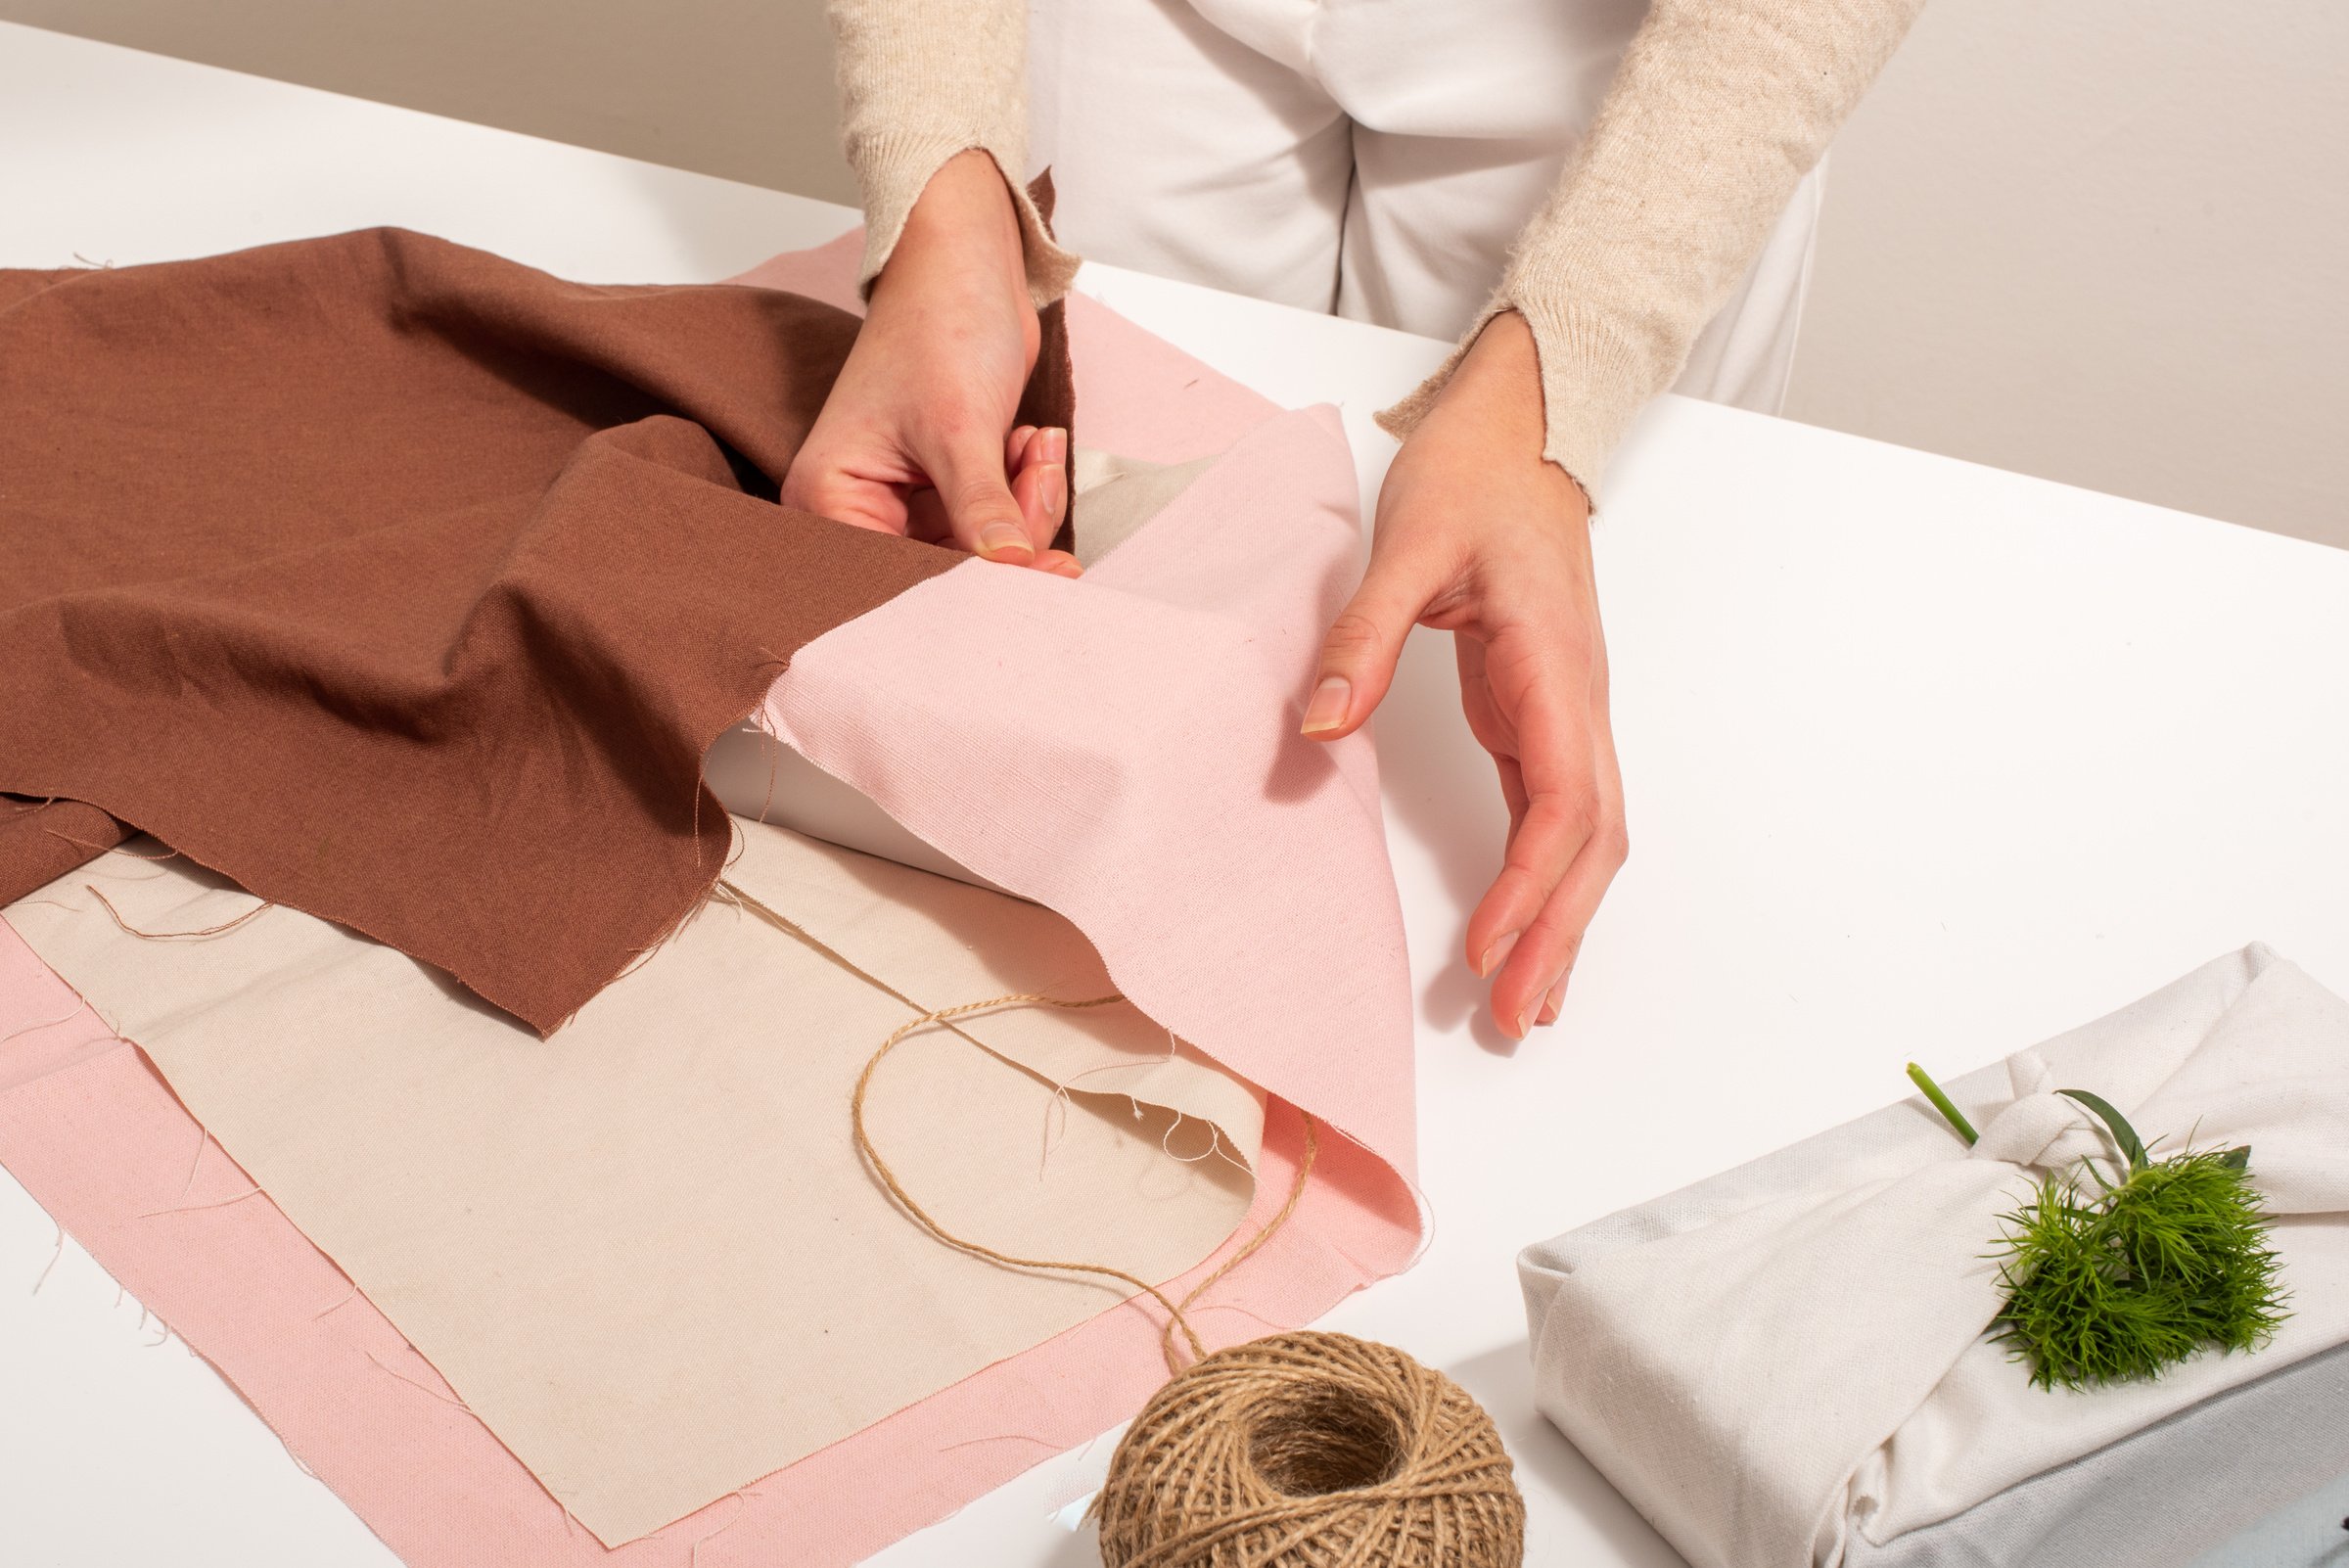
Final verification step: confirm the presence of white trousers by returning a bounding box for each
[1030,0,1824,415]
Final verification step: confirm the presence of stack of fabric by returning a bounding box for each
[0,226,1424,1563]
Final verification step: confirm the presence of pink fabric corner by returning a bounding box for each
[0,232,1423,1566]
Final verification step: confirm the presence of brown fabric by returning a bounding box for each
[0,798,133,898]
[0,227,1025,1033]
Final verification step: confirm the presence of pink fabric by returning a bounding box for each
[0,231,1422,1566]
[760,418,1412,1174]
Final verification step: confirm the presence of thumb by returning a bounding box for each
[925,426,1040,566]
[1301,549,1435,740]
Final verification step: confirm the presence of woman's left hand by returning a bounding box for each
[1300,310,1627,1038]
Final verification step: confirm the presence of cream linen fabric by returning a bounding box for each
[1517,945,2349,1568]
[9,822,1261,1546]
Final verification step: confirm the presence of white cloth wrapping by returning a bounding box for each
[1518,945,2349,1568]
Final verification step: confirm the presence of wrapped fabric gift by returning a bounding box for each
[1519,945,2349,1568]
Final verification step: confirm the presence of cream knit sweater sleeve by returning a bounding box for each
[1377,0,1926,497]
[826,0,1922,498]
[827,0,1079,307]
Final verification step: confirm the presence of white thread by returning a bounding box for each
[0,1003,80,1044]
[176,1130,211,1201]
[30,1222,64,1295]
[313,1280,362,1320]
[139,1186,262,1220]
[366,1348,472,1412]
[686,1490,750,1568]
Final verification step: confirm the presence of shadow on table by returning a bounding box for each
[1379,624,1519,1054]
[1445,1341,1689,1568]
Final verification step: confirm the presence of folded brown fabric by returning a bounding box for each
[0,227,1069,1032]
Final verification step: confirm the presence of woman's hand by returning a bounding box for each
[1302,311,1626,1038]
[782,150,1078,576]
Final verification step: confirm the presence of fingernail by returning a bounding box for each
[1300,675,1351,734]
[1476,929,1520,979]
[1042,426,1068,463]
[1537,975,1567,1027]
[979,522,1033,560]
[1511,1001,1537,1039]
[1042,466,1066,521]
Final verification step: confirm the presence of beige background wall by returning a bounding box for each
[1789,2,2348,548]
[5,1,2340,546]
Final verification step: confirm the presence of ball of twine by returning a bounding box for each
[791,959,1526,1568]
[1095,1329,1526,1568]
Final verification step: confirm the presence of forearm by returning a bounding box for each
[1378,0,1925,502]
[826,0,1081,308]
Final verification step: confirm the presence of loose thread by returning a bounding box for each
[139,1187,263,1220]
[939,1432,1068,1454]
[31,1222,65,1295]
[365,1348,473,1412]
[685,1490,750,1568]
[86,884,274,941]
[313,1280,363,1320]
[1039,1025,1239,1179]
[748,712,785,826]
[44,826,174,860]
[176,1130,212,1201]
[0,1003,82,1044]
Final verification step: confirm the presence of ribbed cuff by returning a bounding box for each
[1375,293,1646,513]
[848,135,1082,312]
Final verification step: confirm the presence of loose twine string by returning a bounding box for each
[851,989,1318,1375]
[714,877,1317,1375]
[719,877,1524,1567]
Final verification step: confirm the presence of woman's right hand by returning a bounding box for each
[782,150,1077,576]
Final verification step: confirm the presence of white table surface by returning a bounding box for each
[5,21,2346,1568]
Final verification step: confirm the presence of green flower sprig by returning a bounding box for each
[1906,1063,2289,1392]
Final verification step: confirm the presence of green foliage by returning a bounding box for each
[1991,1147,2289,1392]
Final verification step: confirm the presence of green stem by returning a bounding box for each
[1907,1062,1979,1146]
